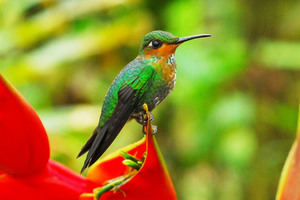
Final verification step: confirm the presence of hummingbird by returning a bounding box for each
[77,30,211,173]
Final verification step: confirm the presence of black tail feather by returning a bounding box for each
[79,102,133,173]
[80,125,108,174]
[79,107,131,174]
[77,128,98,158]
[78,82,145,174]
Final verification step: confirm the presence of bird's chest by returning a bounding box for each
[140,58,176,110]
[157,54,176,90]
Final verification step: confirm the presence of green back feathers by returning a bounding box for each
[98,59,156,127]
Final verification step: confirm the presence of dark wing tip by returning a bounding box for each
[77,128,99,159]
[79,125,108,174]
[78,81,144,173]
[80,160,89,174]
[77,149,86,159]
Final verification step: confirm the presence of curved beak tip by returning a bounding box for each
[175,34,211,44]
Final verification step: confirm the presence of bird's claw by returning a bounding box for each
[141,111,154,125]
[132,108,154,127]
[141,104,157,135]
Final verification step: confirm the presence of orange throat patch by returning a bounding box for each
[143,43,178,88]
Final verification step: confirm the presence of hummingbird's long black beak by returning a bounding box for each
[173,34,211,44]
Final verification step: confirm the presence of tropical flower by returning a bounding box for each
[0,74,177,200]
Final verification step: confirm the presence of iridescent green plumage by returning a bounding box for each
[99,58,162,127]
[78,30,211,173]
[139,31,179,53]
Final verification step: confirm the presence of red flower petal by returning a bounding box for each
[82,109,177,200]
[86,138,146,185]
[0,75,176,200]
[0,75,50,176]
[0,76,98,199]
[0,160,97,200]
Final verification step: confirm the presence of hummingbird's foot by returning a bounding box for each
[141,111,154,124]
[141,103,157,135]
[132,110,154,126]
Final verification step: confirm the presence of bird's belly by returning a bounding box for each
[134,79,173,114]
[144,86,170,111]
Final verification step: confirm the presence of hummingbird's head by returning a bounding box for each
[138,30,211,59]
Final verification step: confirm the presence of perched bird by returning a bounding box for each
[77,30,211,173]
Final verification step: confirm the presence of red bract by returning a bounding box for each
[81,116,177,200]
[0,160,97,200]
[0,75,97,200]
[0,74,177,200]
[0,75,49,176]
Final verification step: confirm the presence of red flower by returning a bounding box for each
[0,74,177,200]
[0,75,49,176]
[0,75,97,200]
[81,106,177,199]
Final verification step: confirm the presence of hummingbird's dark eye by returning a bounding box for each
[149,40,163,49]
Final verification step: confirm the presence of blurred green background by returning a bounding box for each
[1,0,300,199]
